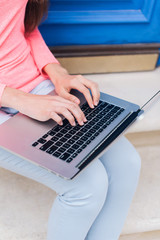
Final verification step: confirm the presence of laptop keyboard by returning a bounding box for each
[32,100,124,163]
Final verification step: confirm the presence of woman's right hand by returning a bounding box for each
[1,87,87,126]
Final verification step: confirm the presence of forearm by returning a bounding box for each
[43,63,68,84]
[1,86,27,110]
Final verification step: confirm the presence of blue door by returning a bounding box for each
[39,0,160,46]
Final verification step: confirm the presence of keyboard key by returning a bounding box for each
[81,136,88,141]
[46,146,58,154]
[46,149,54,154]
[63,143,71,148]
[63,119,69,126]
[84,108,92,114]
[79,128,86,133]
[96,115,102,119]
[68,139,75,144]
[90,136,95,140]
[60,153,70,161]
[53,151,61,157]
[66,157,73,163]
[85,132,92,137]
[65,125,73,130]
[72,153,78,158]
[76,131,84,137]
[94,132,100,137]
[86,140,91,145]
[99,128,104,133]
[39,141,53,151]
[107,104,114,109]
[100,101,107,106]
[99,112,106,117]
[55,141,64,147]
[55,133,63,138]
[102,124,108,129]
[58,147,66,153]
[72,144,79,150]
[42,134,48,138]
[100,118,106,123]
[53,126,62,132]
[97,122,103,126]
[67,148,75,154]
[65,133,72,138]
[32,142,39,147]
[81,144,87,149]
[60,129,68,134]
[117,111,122,115]
[60,137,68,143]
[47,130,56,136]
[74,126,81,131]
[77,140,84,145]
[72,135,79,141]
[93,125,100,130]
[84,123,92,129]
[88,129,95,134]
[51,136,59,142]
[38,138,47,144]
[69,130,77,135]
[86,115,92,120]
[76,148,83,153]
[114,106,120,111]
[110,109,118,114]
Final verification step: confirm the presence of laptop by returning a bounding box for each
[0,89,159,179]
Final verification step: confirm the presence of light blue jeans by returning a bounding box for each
[0,80,141,240]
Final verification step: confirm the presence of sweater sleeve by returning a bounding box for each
[0,83,6,107]
[26,28,59,74]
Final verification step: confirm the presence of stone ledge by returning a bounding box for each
[120,230,160,240]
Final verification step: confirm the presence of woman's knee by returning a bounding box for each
[121,137,141,179]
[59,159,108,213]
[101,136,141,182]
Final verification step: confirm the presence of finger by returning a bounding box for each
[50,112,63,125]
[55,107,76,126]
[54,101,86,126]
[81,78,100,106]
[60,89,80,105]
[73,83,94,109]
[51,94,80,106]
[65,102,86,125]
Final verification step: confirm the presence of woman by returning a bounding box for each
[0,0,141,239]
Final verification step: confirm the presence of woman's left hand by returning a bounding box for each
[43,63,100,108]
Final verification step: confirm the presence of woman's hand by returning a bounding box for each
[43,63,100,108]
[1,87,87,126]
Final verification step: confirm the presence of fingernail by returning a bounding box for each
[84,117,87,122]
[91,104,94,108]
[80,121,84,126]
[75,99,79,104]
[95,101,98,106]
[72,122,76,126]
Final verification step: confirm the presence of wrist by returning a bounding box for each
[43,63,68,84]
[1,87,27,110]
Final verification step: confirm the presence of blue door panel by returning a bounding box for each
[39,0,160,46]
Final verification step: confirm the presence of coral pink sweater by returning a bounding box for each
[0,0,59,105]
